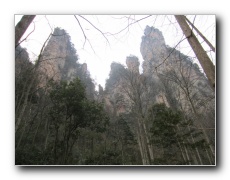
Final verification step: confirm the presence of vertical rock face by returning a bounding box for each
[98,84,103,95]
[140,26,167,75]
[38,28,71,84]
[103,62,130,116]
[15,46,31,76]
[38,27,83,85]
[104,26,214,147]
[140,26,213,107]
[126,55,140,74]
[139,26,215,150]
[81,63,87,75]
[37,27,95,99]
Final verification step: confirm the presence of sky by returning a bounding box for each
[15,15,215,89]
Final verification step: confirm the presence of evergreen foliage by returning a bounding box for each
[148,104,210,165]
[16,77,109,165]
[15,25,215,166]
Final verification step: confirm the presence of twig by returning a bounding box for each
[15,22,35,48]
[45,15,53,32]
[78,15,110,45]
[36,33,52,67]
[74,15,87,48]
[185,16,215,52]
[73,15,96,54]
[106,15,152,36]
[154,36,188,70]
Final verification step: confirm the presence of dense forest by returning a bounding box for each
[15,15,215,166]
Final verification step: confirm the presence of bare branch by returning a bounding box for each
[45,15,53,32]
[154,36,188,70]
[106,15,153,36]
[36,33,52,67]
[77,15,110,45]
[74,15,87,48]
[74,15,96,54]
[185,16,215,52]
[15,15,36,45]
[15,22,35,48]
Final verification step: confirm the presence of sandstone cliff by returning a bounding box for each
[103,26,215,158]
[37,27,95,99]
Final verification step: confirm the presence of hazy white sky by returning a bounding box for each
[15,15,215,89]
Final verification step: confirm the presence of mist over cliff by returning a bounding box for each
[15,25,215,165]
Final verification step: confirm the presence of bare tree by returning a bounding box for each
[156,55,215,164]
[15,15,35,46]
[108,58,156,164]
[175,15,215,90]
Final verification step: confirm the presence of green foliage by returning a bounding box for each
[84,149,122,165]
[15,145,44,165]
[148,103,210,165]
[16,77,110,165]
[115,115,136,145]
[48,78,108,131]
[15,47,39,107]
[149,104,182,148]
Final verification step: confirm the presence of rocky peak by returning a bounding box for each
[37,28,70,84]
[81,63,87,74]
[143,25,165,43]
[140,26,167,75]
[98,84,104,95]
[126,55,140,74]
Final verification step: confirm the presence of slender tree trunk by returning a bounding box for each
[200,126,215,156]
[177,139,187,164]
[141,118,154,162]
[32,115,43,146]
[121,140,124,165]
[44,130,50,151]
[54,126,59,164]
[190,147,199,165]
[175,15,215,90]
[136,130,145,164]
[136,121,149,165]
[184,142,192,165]
[91,136,94,157]
[187,126,203,165]
[16,117,28,150]
[138,118,151,165]
[184,85,215,162]
[15,78,34,132]
[205,148,213,165]
[15,15,36,46]
[185,17,215,52]
[174,126,187,164]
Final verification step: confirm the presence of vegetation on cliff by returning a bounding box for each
[15,17,215,165]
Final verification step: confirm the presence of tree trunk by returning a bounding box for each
[15,15,36,46]
[185,16,215,52]
[187,125,203,165]
[141,118,154,162]
[15,78,34,132]
[136,121,150,165]
[136,130,145,164]
[175,15,215,90]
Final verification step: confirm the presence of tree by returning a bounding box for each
[105,59,155,165]
[46,78,109,164]
[15,15,215,165]
[16,77,109,165]
[148,103,210,165]
[155,55,215,164]
[174,15,215,90]
[15,15,35,46]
